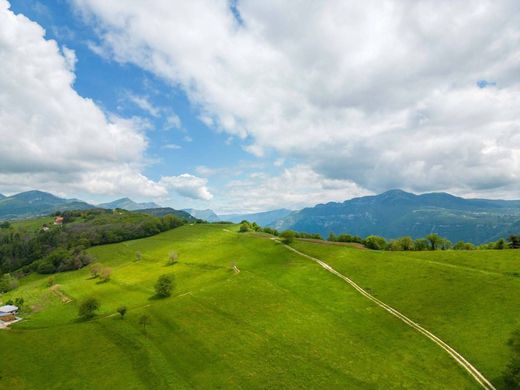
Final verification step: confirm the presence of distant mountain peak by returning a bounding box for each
[98,198,161,211]
[272,189,520,244]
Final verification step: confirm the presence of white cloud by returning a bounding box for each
[219,165,370,213]
[160,174,213,200]
[126,93,160,117]
[163,143,181,150]
[165,113,181,130]
[74,0,520,198]
[0,1,202,200]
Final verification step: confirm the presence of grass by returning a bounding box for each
[0,224,481,388]
[292,240,520,388]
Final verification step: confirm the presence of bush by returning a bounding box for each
[155,274,174,297]
[167,251,179,265]
[364,235,387,250]
[117,306,127,319]
[0,273,19,293]
[78,297,99,319]
[99,267,112,282]
[280,230,296,244]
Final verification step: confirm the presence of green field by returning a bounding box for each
[0,224,516,388]
[292,240,520,388]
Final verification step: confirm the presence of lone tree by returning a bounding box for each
[78,297,99,319]
[280,230,296,244]
[167,251,179,266]
[90,263,102,278]
[155,274,174,297]
[504,329,520,388]
[426,233,443,250]
[139,314,151,333]
[117,306,127,319]
[100,267,112,282]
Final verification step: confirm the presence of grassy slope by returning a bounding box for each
[292,240,520,388]
[0,225,475,389]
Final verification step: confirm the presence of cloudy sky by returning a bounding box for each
[1,0,520,213]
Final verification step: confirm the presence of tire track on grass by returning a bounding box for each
[282,243,496,390]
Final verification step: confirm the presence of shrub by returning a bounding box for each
[78,297,99,319]
[139,314,151,333]
[90,263,102,278]
[364,235,387,250]
[280,230,296,244]
[117,306,127,319]
[0,273,19,293]
[155,274,174,297]
[167,251,179,265]
[99,267,112,282]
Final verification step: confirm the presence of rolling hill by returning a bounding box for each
[4,224,513,388]
[271,190,520,244]
[98,197,161,211]
[0,190,94,220]
[220,208,292,225]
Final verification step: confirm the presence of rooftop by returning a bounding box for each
[0,305,18,313]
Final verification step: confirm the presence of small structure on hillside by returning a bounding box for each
[0,305,18,316]
[0,305,20,328]
[54,216,64,225]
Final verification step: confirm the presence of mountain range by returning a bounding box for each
[271,189,520,244]
[219,209,293,226]
[183,209,221,222]
[98,198,161,211]
[0,190,93,220]
[1,189,519,244]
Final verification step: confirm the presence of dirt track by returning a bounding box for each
[283,243,496,390]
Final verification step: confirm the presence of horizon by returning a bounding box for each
[2,1,520,213]
[2,187,520,216]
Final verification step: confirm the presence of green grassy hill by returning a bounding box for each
[292,240,520,388]
[1,224,516,388]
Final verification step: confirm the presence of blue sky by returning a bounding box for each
[6,0,270,211]
[2,1,520,212]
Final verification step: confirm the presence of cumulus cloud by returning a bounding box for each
[74,0,520,198]
[0,1,155,196]
[0,1,207,201]
[160,174,213,200]
[219,165,370,213]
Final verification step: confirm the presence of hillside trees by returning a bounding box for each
[0,209,187,275]
[509,235,520,249]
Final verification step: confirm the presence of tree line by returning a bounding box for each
[238,220,520,251]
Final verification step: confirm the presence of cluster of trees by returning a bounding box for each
[0,209,187,277]
[238,219,519,251]
[238,221,321,240]
[328,232,520,251]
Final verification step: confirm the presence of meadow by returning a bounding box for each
[292,240,520,388]
[0,224,514,388]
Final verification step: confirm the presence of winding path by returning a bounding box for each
[283,243,496,390]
